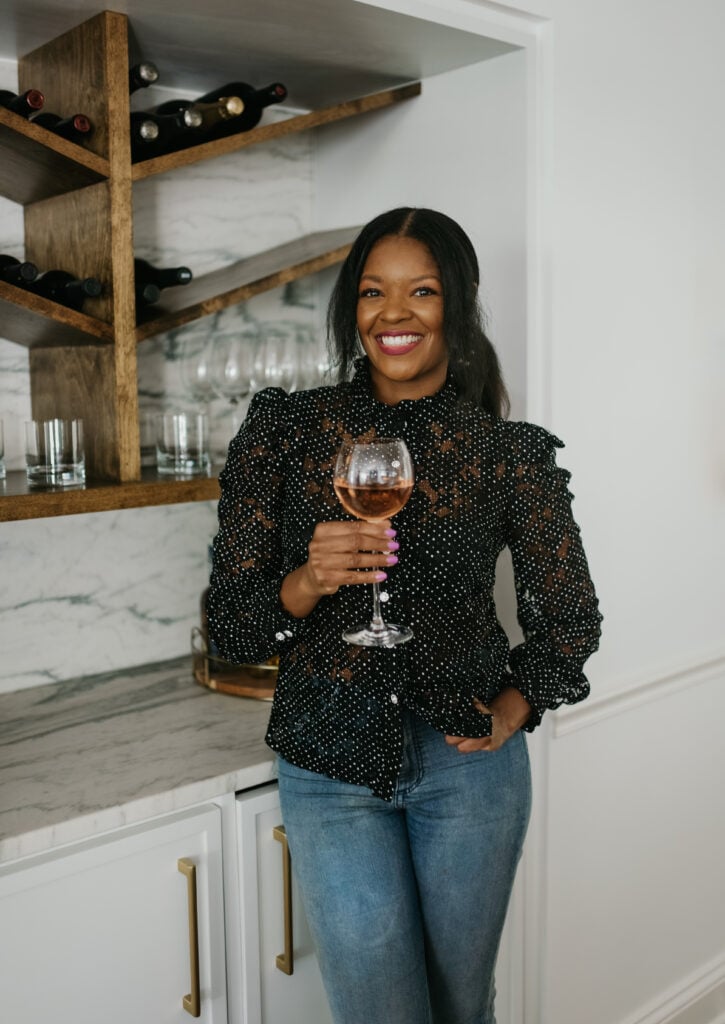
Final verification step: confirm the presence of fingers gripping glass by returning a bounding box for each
[334,437,414,647]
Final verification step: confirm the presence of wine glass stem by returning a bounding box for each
[370,581,386,633]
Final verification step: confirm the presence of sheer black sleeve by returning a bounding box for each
[207,387,304,665]
[500,422,603,729]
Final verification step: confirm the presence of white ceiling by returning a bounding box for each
[0,0,515,109]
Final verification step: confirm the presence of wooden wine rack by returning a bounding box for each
[0,10,420,523]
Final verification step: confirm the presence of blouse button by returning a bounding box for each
[390,693,399,704]
[275,631,286,641]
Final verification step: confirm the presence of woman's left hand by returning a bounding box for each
[445,686,531,753]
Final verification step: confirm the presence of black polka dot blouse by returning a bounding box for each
[208,357,602,801]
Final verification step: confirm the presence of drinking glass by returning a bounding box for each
[210,324,259,432]
[334,437,414,647]
[0,419,5,480]
[180,333,217,408]
[255,323,299,392]
[295,324,332,389]
[156,412,210,476]
[25,418,85,488]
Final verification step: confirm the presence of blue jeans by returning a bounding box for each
[276,709,532,1024]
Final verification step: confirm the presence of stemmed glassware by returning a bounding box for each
[334,437,414,647]
[180,333,217,408]
[210,323,259,433]
[254,323,299,392]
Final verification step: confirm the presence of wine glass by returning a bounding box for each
[255,323,299,392]
[210,324,259,434]
[334,437,414,647]
[180,332,217,407]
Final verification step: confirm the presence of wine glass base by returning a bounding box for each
[342,623,414,648]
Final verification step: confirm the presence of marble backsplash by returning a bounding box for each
[0,97,322,694]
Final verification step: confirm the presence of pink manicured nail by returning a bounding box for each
[385,555,399,566]
[374,571,388,581]
[384,529,397,537]
[387,541,400,551]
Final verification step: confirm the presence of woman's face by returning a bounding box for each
[356,234,448,404]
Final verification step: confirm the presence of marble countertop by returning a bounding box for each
[0,657,276,865]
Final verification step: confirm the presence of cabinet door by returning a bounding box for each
[236,784,333,1024]
[0,805,227,1024]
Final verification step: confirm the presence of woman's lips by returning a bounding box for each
[375,333,423,355]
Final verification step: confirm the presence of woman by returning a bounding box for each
[208,207,602,1024]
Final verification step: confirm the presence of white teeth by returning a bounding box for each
[377,334,421,347]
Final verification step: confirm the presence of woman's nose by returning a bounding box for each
[380,290,410,321]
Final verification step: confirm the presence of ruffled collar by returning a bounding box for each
[350,356,458,419]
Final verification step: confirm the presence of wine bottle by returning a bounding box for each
[152,94,242,122]
[30,271,102,312]
[0,88,44,118]
[0,254,39,287]
[135,258,193,290]
[130,107,203,161]
[30,112,92,144]
[146,95,244,152]
[130,111,160,159]
[135,281,162,307]
[129,61,159,94]
[193,81,287,137]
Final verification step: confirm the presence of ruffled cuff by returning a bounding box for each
[506,646,591,733]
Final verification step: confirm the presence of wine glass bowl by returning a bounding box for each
[334,437,414,647]
[255,323,299,392]
[211,326,258,407]
[180,333,217,407]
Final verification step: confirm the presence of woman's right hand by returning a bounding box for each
[280,520,399,618]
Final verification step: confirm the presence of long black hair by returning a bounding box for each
[326,207,510,418]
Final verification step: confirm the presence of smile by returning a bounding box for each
[375,333,423,355]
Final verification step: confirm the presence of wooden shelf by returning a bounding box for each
[0,11,421,514]
[136,226,358,341]
[0,468,220,522]
[1,226,355,349]
[0,280,114,348]
[0,107,108,205]
[130,82,421,181]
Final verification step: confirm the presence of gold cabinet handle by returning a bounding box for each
[273,825,294,975]
[178,857,201,1017]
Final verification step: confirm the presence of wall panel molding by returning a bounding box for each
[553,651,725,738]
[617,949,725,1024]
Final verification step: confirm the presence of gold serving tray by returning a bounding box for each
[191,627,277,701]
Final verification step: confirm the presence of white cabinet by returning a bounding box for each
[237,784,333,1024]
[0,805,227,1024]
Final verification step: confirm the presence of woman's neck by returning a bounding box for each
[368,361,449,405]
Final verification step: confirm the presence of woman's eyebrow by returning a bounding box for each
[359,273,441,282]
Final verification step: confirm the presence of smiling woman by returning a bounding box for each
[207,207,602,1024]
[355,234,448,403]
[328,206,510,417]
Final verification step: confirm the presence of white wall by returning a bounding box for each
[542,0,725,1021]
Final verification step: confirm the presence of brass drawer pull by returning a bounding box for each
[178,857,201,1016]
[273,825,294,975]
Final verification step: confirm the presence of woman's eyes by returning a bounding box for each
[358,286,438,298]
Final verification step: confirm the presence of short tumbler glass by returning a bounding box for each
[156,412,210,476]
[25,418,85,488]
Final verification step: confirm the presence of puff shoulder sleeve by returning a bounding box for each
[207,387,303,664]
[500,421,603,729]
